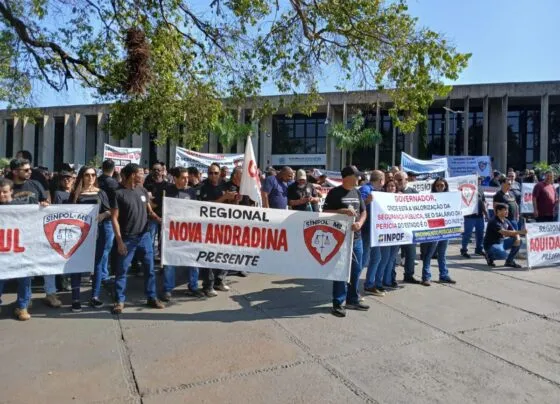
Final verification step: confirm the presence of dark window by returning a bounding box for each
[549,105,560,164]
[468,110,484,156]
[272,113,327,155]
[427,111,445,157]
[507,107,540,169]
[149,132,158,166]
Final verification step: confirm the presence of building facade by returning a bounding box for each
[1,81,560,172]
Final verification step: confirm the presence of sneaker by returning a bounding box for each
[403,277,421,284]
[421,280,431,287]
[439,278,457,284]
[204,289,218,297]
[214,283,230,292]
[460,251,471,258]
[186,289,205,298]
[331,304,346,317]
[147,298,165,309]
[14,307,31,321]
[89,298,104,308]
[112,302,124,314]
[44,294,62,308]
[377,286,386,292]
[364,287,385,297]
[160,292,172,302]
[505,260,522,269]
[71,301,82,313]
[346,302,370,311]
[486,256,496,267]
[474,250,486,256]
[391,281,403,289]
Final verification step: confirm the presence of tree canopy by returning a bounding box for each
[0,0,470,148]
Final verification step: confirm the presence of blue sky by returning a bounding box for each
[30,0,560,107]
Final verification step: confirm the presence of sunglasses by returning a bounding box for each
[208,171,220,175]
[19,168,31,172]
[84,173,96,177]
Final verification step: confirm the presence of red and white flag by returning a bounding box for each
[240,136,262,206]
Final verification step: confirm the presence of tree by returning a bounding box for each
[212,112,252,152]
[328,111,381,165]
[0,0,470,148]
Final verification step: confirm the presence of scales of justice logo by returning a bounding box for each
[43,212,92,259]
[303,219,346,265]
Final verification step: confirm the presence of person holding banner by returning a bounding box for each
[420,178,457,286]
[323,166,369,317]
[111,163,165,314]
[0,178,33,321]
[379,179,403,290]
[484,203,527,268]
[460,177,488,259]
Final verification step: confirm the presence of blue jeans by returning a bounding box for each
[421,241,450,281]
[486,237,520,263]
[461,216,484,253]
[91,221,114,299]
[364,246,382,289]
[361,229,371,269]
[43,275,56,295]
[114,232,156,303]
[333,238,363,306]
[0,277,31,309]
[163,266,199,293]
[403,244,417,278]
[380,245,399,286]
[509,220,519,231]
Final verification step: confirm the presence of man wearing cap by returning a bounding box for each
[323,166,369,317]
[287,169,320,212]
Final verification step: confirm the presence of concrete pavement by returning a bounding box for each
[1,244,559,404]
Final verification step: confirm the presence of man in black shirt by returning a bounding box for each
[15,150,50,195]
[484,203,526,268]
[98,159,119,198]
[97,159,119,284]
[323,166,369,317]
[111,163,165,314]
[460,178,488,258]
[187,166,201,188]
[144,162,168,257]
[493,176,520,230]
[288,169,320,212]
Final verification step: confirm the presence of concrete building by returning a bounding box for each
[1,81,560,172]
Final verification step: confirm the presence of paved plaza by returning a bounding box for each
[1,244,559,404]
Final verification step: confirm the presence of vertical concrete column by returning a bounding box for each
[482,96,489,155]
[63,114,74,163]
[169,141,177,167]
[42,115,55,170]
[444,99,451,155]
[330,108,342,170]
[341,101,347,167]
[141,128,151,166]
[156,138,166,163]
[0,118,6,158]
[500,95,508,172]
[250,114,259,163]
[374,103,380,168]
[540,93,549,163]
[96,113,106,159]
[409,126,417,156]
[73,112,86,165]
[12,116,22,154]
[260,115,273,167]
[391,125,397,167]
[208,132,218,153]
[22,117,35,153]
[463,97,470,156]
[132,131,142,148]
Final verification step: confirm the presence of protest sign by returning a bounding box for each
[409,180,433,193]
[526,222,560,268]
[433,155,492,177]
[520,183,535,214]
[175,147,244,173]
[401,152,448,177]
[103,144,142,171]
[312,169,342,187]
[161,197,353,281]
[408,175,478,215]
[370,191,463,246]
[0,204,98,280]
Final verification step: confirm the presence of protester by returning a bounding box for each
[98,159,119,198]
[144,162,168,256]
[420,178,456,286]
[97,159,119,284]
[323,166,369,317]
[379,179,402,289]
[359,170,386,296]
[460,176,488,258]
[187,166,201,188]
[394,171,420,284]
[0,178,33,321]
[220,166,229,183]
[493,176,520,230]
[261,166,293,209]
[161,167,203,300]
[111,163,165,314]
[484,203,527,268]
[532,170,558,222]
[287,169,320,212]
[15,150,50,194]
[53,170,74,204]
[489,171,501,187]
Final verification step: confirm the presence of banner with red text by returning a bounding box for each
[175,147,243,173]
[161,197,353,281]
[370,192,463,246]
[0,204,98,280]
[526,222,560,268]
[103,144,142,172]
[408,175,478,215]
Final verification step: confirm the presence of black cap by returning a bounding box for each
[60,170,74,177]
[341,166,363,178]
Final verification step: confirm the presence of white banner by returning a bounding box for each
[239,136,262,205]
[312,169,342,187]
[433,155,492,177]
[370,192,463,246]
[175,147,244,173]
[0,204,98,280]
[409,175,479,215]
[526,222,560,268]
[161,197,353,281]
[401,152,449,177]
[521,183,535,214]
[271,154,326,166]
[103,144,142,171]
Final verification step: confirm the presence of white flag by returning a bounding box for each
[240,136,262,206]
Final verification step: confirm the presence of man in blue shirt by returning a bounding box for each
[261,166,294,209]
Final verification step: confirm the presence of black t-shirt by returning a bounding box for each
[98,174,119,199]
[111,185,149,237]
[145,180,167,216]
[465,189,486,218]
[13,180,47,203]
[287,182,318,212]
[484,217,514,249]
[222,180,253,206]
[198,180,224,202]
[493,190,518,220]
[75,191,111,213]
[54,190,70,204]
[323,186,365,239]
[165,184,197,200]
[31,169,50,192]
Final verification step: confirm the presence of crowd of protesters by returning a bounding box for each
[0,149,559,321]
